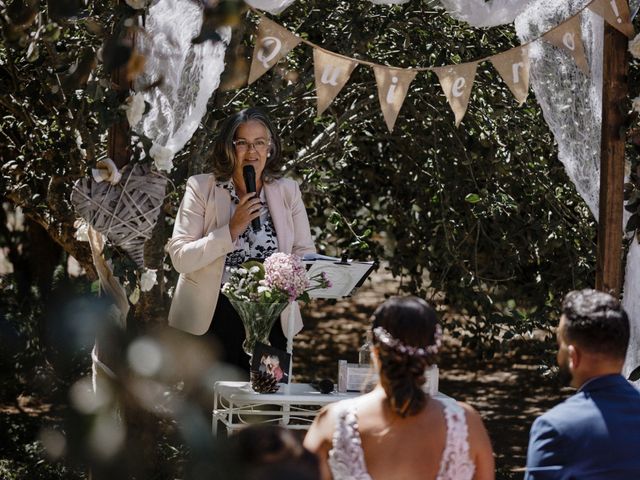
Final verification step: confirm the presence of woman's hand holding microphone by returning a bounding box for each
[229,192,262,241]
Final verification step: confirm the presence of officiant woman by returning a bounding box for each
[167,107,316,372]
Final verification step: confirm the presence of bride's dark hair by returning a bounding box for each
[371,296,440,418]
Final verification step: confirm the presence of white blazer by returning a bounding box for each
[166,174,316,336]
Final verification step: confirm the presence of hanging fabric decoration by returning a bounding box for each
[433,62,479,127]
[373,66,418,132]
[313,49,358,116]
[543,15,591,75]
[438,0,530,28]
[134,0,230,163]
[248,17,302,84]
[490,45,530,105]
[588,0,634,37]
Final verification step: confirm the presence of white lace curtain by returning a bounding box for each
[135,0,230,161]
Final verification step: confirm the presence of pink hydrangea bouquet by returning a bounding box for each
[222,253,331,361]
[222,253,331,304]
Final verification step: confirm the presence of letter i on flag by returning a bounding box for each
[490,45,530,106]
[588,0,634,37]
[543,16,590,75]
[373,66,418,132]
[248,17,302,85]
[433,62,478,127]
[313,49,358,116]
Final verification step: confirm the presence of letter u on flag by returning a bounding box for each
[588,0,634,37]
[313,49,358,116]
[248,17,302,85]
[543,15,590,75]
[490,45,530,106]
[433,62,478,127]
[373,66,417,132]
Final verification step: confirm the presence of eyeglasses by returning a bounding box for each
[233,139,270,152]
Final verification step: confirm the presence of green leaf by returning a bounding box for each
[465,193,482,204]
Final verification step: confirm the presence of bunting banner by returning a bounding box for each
[433,62,479,127]
[588,0,634,37]
[313,49,358,116]
[373,66,418,132]
[490,45,530,106]
[248,17,302,84]
[543,16,590,75]
[247,0,634,128]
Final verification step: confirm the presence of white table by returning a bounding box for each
[212,381,454,435]
[212,381,361,435]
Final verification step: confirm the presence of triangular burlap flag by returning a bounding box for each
[433,62,478,127]
[588,0,634,38]
[490,45,530,106]
[373,66,418,132]
[313,49,358,116]
[248,17,302,85]
[543,16,590,75]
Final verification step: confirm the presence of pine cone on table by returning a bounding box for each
[250,370,279,394]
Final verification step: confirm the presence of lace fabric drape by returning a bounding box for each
[439,0,530,27]
[515,0,603,218]
[134,0,230,156]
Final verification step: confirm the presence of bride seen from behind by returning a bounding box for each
[304,296,495,480]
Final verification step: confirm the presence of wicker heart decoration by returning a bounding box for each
[71,163,168,267]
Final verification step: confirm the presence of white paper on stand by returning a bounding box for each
[304,259,375,299]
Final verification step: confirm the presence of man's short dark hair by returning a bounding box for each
[561,289,629,359]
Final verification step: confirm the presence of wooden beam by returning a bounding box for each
[596,21,628,295]
[107,27,135,169]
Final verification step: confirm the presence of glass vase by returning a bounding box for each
[226,298,289,364]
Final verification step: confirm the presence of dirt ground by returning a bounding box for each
[295,267,567,478]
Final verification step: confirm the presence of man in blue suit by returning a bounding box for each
[525,289,640,479]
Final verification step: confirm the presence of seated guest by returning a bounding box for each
[304,296,495,480]
[229,425,320,480]
[525,289,640,479]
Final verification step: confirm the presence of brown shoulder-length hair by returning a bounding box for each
[211,107,284,182]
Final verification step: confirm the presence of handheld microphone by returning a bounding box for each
[242,165,261,232]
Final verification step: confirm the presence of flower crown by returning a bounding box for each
[373,324,443,358]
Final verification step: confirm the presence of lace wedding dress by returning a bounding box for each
[328,398,475,480]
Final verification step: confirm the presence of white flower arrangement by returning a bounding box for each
[150,143,174,172]
[74,220,90,242]
[632,96,640,114]
[125,92,145,127]
[140,268,157,292]
[629,33,640,59]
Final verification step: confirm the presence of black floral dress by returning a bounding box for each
[217,180,279,271]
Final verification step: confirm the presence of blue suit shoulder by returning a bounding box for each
[526,375,640,480]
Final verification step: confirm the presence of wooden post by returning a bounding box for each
[596,21,629,296]
[107,65,131,168]
[107,27,135,169]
